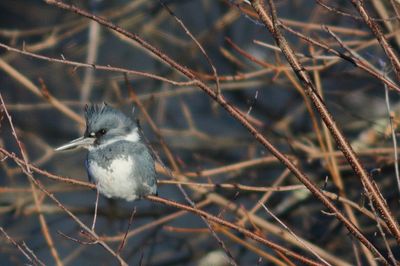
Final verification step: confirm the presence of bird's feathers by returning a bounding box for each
[84,103,134,136]
[58,103,157,201]
[87,135,157,201]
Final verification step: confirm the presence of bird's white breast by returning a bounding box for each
[88,156,139,201]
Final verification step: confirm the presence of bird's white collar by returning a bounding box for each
[88,128,140,150]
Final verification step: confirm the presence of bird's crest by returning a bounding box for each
[84,102,109,123]
[83,102,135,133]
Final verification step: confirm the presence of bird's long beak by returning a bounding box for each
[55,136,95,151]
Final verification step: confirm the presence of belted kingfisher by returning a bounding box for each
[55,103,157,201]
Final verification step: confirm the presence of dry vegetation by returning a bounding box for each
[1,0,400,265]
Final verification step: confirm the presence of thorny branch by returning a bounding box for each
[1,0,400,265]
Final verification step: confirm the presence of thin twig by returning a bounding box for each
[159,1,221,95]
[0,227,45,266]
[250,1,397,260]
[0,43,196,87]
[383,67,400,196]
[145,195,323,266]
[117,207,137,255]
[362,181,397,265]
[125,76,237,265]
[91,189,99,231]
[351,0,400,82]
[0,94,64,266]
[259,202,331,266]
[0,95,128,266]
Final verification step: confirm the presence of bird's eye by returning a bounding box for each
[96,129,107,137]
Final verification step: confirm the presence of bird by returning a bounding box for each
[55,103,157,202]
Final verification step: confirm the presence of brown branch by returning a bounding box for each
[0,146,366,264]
[0,147,391,234]
[0,43,196,87]
[145,195,323,266]
[0,59,83,124]
[128,83,238,265]
[351,0,400,82]
[0,94,64,266]
[0,149,321,265]
[274,22,400,93]
[250,0,396,263]
[0,227,45,266]
[7,1,387,263]
[0,96,127,265]
[159,1,221,95]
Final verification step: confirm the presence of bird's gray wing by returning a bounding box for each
[129,142,157,197]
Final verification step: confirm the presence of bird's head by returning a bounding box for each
[55,103,137,151]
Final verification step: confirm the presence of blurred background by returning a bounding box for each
[1,0,400,265]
